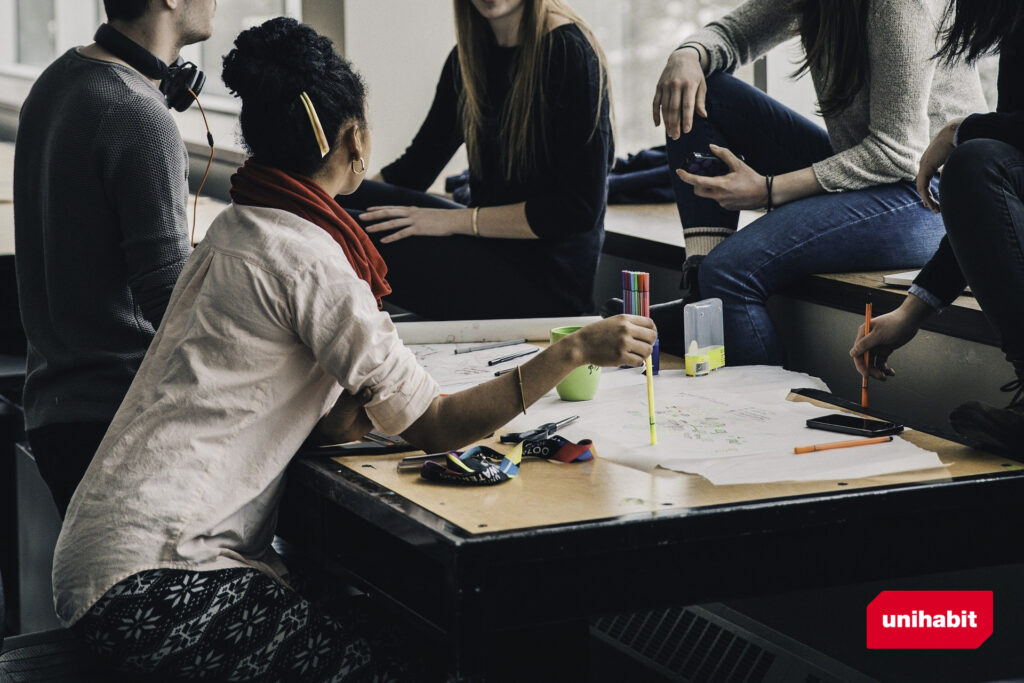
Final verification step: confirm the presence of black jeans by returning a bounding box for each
[26,421,109,518]
[339,180,598,320]
[941,139,1024,364]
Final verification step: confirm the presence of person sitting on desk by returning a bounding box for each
[13,0,216,517]
[344,0,613,320]
[851,1,1024,456]
[643,0,985,362]
[51,18,655,680]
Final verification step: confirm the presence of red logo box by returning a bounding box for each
[866,590,993,649]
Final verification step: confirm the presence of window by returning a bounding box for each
[0,0,301,152]
[574,0,747,156]
[187,0,302,101]
[0,0,104,70]
[0,0,299,103]
[14,0,56,67]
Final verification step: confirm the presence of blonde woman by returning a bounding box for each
[348,0,612,320]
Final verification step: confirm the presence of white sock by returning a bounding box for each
[683,226,734,257]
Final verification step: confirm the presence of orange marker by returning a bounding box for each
[794,435,892,454]
[861,294,872,408]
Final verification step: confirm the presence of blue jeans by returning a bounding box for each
[666,73,946,365]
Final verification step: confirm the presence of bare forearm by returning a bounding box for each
[899,292,935,326]
[771,167,823,206]
[449,203,537,239]
[402,337,581,452]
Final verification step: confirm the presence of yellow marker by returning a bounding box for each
[645,356,657,445]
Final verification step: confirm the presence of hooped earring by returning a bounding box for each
[351,158,367,174]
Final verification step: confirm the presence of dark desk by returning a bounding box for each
[278,390,1024,681]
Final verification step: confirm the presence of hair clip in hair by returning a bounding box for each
[298,91,330,158]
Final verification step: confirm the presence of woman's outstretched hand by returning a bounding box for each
[849,296,932,380]
[572,314,658,368]
[361,206,469,243]
[675,144,767,211]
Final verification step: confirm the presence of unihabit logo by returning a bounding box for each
[867,591,992,649]
[881,610,979,629]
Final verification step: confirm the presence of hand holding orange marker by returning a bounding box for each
[794,435,892,454]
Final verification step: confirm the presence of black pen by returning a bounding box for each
[397,452,451,471]
[494,367,517,377]
[487,347,539,366]
[500,415,579,443]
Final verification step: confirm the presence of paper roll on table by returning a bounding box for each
[394,317,601,344]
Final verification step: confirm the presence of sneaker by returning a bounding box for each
[680,254,704,301]
[949,377,1024,456]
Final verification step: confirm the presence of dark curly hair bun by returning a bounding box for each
[222,17,367,177]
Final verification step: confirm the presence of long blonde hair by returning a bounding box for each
[453,0,610,182]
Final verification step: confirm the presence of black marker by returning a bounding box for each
[487,347,539,367]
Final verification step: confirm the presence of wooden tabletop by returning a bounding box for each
[815,270,979,312]
[331,390,1013,535]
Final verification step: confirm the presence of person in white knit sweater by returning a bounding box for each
[649,0,985,364]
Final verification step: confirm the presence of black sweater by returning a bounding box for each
[381,24,613,314]
[913,34,1023,305]
[14,50,190,430]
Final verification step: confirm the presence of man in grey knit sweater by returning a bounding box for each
[14,0,216,516]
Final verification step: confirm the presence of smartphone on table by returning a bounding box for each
[806,414,904,438]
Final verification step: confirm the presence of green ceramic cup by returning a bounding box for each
[550,325,601,401]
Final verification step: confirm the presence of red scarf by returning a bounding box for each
[230,160,391,308]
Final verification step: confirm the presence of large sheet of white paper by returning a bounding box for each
[406,345,946,484]
[396,317,600,344]
[409,342,542,393]
[495,365,946,485]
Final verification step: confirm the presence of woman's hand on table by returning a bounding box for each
[675,144,767,211]
[361,205,469,243]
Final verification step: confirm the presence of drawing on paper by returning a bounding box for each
[625,402,747,447]
[410,343,540,392]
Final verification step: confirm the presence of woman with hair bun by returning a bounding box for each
[50,17,654,681]
[348,0,613,320]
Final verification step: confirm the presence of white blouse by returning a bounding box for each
[52,204,440,626]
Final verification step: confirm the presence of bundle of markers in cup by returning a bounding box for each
[621,270,648,319]
[622,270,658,445]
[621,270,658,373]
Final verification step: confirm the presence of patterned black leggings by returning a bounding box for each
[74,568,422,682]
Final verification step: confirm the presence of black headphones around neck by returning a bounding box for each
[93,23,206,112]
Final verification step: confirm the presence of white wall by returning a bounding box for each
[343,0,467,185]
